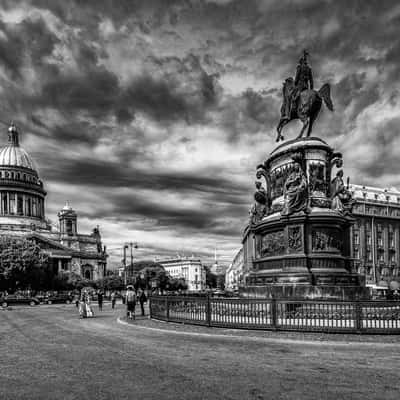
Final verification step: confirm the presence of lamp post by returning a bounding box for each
[123,244,129,287]
[124,242,138,287]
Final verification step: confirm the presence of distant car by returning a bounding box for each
[1,294,40,308]
[45,293,73,305]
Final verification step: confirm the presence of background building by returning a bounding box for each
[157,256,206,291]
[350,184,400,291]
[0,124,107,280]
[225,248,243,291]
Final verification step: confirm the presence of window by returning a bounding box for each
[390,252,396,263]
[66,220,73,235]
[366,232,371,246]
[17,195,23,215]
[1,193,7,214]
[354,249,360,259]
[378,252,384,262]
[32,197,37,216]
[27,197,31,216]
[377,232,383,247]
[9,193,15,215]
[366,249,372,262]
[353,231,360,246]
[389,231,395,248]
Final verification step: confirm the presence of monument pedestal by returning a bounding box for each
[241,137,368,300]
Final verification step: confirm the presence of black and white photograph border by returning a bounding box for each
[0,1,400,399]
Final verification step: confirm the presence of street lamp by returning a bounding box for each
[123,244,129,287]
[123,242,138,287]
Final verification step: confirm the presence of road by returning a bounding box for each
[0,303,399,400]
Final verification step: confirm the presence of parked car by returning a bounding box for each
[1,294,40,308]
[44,293,73,305]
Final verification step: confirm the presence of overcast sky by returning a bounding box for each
[0,0,399,268]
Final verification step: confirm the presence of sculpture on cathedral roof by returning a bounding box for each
[276,50,334,142]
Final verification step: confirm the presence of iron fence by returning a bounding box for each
[149,295,400,334]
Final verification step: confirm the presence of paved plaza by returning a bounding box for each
[0,303,399,400]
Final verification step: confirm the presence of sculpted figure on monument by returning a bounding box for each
[276,50,334,142]
[282,162,308,216]
[249,181,269,224]
[330,170,354,214]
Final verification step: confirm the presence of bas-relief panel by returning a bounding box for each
[287,225,303,252]
[270,163,298,199]
[311,228,343,252]
[308,162,326,194]
[258,230,285,257]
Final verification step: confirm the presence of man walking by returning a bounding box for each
[126,286,136,320]
[97,290,103,311]
[110,291,116,309]
[138,289,147,316]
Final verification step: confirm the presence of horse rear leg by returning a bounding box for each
[306,110,318,137]
[276,119,287,142]
[307,97,322,137]
[297,118,309,139]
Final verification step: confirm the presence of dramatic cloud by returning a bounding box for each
[0,0,398,268]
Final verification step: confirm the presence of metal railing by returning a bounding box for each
[149,295,400,334]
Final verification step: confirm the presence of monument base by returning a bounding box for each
[239,283,370,301]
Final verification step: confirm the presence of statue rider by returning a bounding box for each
[281,50,314,122]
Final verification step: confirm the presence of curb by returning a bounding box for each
[116,317,400,347]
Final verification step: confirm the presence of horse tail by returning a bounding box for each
[318,84,334,111]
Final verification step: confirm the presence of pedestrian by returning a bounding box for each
[97,290,103,311]
[79,290,94,318]
[126,285,136,320]
[110,291,116,309]
[74,292,80,308]
[138,289,147,316]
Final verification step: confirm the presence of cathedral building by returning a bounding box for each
[0,124,107,280]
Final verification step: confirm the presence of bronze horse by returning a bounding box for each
[276,79,334,142]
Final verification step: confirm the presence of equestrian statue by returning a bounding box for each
[276,50,334,142]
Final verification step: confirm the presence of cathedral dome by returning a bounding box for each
[0,124,37,172]
[0,123,46,229]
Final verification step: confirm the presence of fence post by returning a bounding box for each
[206,293,211,327]
[166,296,169,322]
[355,300,362,333]
[271,297,277,329]
[149,295,152,319]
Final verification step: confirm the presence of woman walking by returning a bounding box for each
[79,290,94,318]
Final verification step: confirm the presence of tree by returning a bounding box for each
[95,274,124,290]
[137,264,166,290]
[168,277,188,292]
[67,272,94,290]
[0,237,49,291]
[204,265,217,289]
